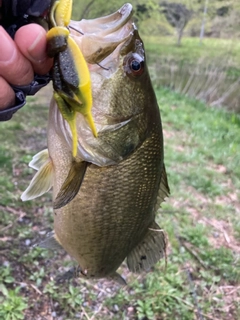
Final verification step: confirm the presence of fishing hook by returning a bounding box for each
[69,25,110,71]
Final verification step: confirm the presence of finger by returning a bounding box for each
[0,76,15,110]
[0,26,34,85]
[15,24,53,75]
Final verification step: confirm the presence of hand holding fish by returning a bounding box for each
[0,24,52,110]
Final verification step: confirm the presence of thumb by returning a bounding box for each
[15,24,53,75]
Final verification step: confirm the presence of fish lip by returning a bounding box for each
[69,4,134,64]
[70,3,133,36]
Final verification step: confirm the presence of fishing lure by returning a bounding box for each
[47,0,97,158]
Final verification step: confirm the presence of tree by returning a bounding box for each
[160,2,192,45]
[199,0,209,43]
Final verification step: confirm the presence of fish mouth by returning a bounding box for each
[69,3,134,64]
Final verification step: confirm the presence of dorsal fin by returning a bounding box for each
[53,160,88,209]
[155,164,170,211]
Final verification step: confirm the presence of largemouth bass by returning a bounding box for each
[22,3,170,282]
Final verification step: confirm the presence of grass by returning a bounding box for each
[0,83,239,319]
[143,36,240,113]
[143,36,240,67]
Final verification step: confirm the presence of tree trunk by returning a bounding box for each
[177,27,183,46]
[200,0,209,43]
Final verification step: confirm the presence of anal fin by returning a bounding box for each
[127,221,167,273]
[54,160,88,209]
[37,231,64,251]
[108,272,127,286]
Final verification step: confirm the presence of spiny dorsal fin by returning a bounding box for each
[29,149,49,170]
[53,160,88,209]
[155,164,170,212]
[127,221,167,273]
[37,231,64,251]
[21,158,53,201]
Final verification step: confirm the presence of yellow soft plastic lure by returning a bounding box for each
[47,0,97,158]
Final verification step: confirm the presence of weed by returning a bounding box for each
[136,299,154,319]
[0,287,28,320]
[182,224,209,248]
[0,266,15,286]
[61,284,84,310]
[29,267,45,287]
[43,280,59,298]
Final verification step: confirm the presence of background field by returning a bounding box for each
[0,1,240,319]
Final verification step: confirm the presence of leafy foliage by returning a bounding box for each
[70,0,240,40]
[0,286,27,320]
[160,2,193,45]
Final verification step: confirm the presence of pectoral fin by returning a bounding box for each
[54,160,88,209]
[127,221,167,273]
[21,157,53,201]
[29,149,49,170]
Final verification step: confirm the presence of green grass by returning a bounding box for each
[144,36,240,67]
[0,85,239,319]
[144,37,240,114]
[158,88,240,182]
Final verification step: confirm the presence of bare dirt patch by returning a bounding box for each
[201,217,240,254]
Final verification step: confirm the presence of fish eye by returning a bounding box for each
[124,53,145,77]
[131,60,141,71]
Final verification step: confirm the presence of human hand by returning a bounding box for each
[0,23,53,110]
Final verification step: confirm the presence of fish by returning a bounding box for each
[21,3,170,283]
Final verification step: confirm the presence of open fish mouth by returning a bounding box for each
[69,3,134,65]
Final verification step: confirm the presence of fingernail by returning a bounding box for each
[0,27,15,62]
[28,29,47,62]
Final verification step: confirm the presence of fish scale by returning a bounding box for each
[51,121,163,278]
